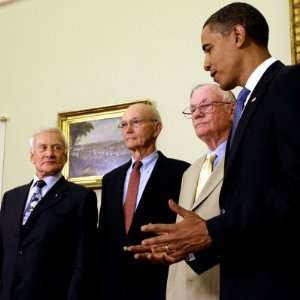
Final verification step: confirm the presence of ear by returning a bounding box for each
[231,24,246,48]
[63,153,67,164]
[153,122,162,138]
[30,151,35,164]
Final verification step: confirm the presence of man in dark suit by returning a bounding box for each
[0,128,98,300]
[97,103,189,300]
[128,3,300,300]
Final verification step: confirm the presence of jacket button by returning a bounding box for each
[18,249,23,255]
[220,208,226,214]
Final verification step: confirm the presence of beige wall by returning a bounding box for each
[0,0,291,194]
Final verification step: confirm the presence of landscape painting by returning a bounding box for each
[58,100,151,188]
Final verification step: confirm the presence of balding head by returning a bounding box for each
[120,103,162,159]
[122,103,161,124]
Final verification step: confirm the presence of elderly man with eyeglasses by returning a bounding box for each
[167,83,235,300]
[128,84,235,300]
[96,103,190,300]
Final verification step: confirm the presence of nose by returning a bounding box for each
[45,146,55,157]
[123,122,134,133]
[203,54,211,71]
[192,108,205,119]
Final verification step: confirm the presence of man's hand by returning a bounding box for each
[127,199,212,264]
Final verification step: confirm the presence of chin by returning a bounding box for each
[126,145,138,151]
[219,79,237,91]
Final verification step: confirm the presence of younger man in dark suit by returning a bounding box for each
[97,103,189,300]
[0,128,98,300]
[129,3,300,300]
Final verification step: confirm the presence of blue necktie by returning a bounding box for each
[230,87,250,145]
[23,180,46,225]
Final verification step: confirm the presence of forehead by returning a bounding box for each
[190,86,222,105]
[34,132,64,145]
[201,25,225,47]
[122,105,153,120]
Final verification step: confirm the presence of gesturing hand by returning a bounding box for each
[127,199,212,264]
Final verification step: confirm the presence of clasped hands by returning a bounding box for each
[126,199,212,265]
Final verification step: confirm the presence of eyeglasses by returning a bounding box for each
[182,101,233,119]
[117,118,158,129]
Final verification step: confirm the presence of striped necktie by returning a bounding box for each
[23,180,46,225]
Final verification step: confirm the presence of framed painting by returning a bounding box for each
[58,100,151,188]
[290,0,300,63]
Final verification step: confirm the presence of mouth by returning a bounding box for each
[210,71,217,80]
[43,161,57,165]
[194,122,207,128]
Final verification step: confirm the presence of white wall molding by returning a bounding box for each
[0,116,7,198]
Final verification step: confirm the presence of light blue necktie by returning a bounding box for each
[230,87,250,145]
[22,180,46,225]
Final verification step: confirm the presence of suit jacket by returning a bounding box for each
[97,151,190,300]
[193,61,300,299]
[0,176,98,300]
[167,155,224,300]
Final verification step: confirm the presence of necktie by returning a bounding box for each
[230,87,251,145]
[23,180,46,225]
[195,153,216,199]
[123,161,142,233]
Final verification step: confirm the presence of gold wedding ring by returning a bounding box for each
[164,244,170,252]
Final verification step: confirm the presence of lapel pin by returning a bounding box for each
[251,97,256,103]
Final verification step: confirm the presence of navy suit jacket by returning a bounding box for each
[191,61,300,300]
[97,151,189,300]
[0,177,98,300]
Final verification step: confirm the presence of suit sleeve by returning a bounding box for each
[0,193,6,286]
[67,189,98,300]
[96,174,109,297]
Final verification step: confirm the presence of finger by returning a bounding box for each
[134,252,165,264]
[141,233,174,247]
[126,244,151,253]
[141,222,175,234]
[168,250,187,261]
[133,253,153,262]
[168,199,191,218]
[162,253,183,264]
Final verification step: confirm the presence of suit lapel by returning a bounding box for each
[25,177,67,225]
[14,183,32,227]
[179,156,205,211]
[226,61,284,174]
[115,161,131,236]
[133,152,165,214]
[192,158,224,210]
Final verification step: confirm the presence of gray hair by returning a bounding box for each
[190,83,236,103]
[30,128,68,154]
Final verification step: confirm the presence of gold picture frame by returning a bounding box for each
[58,100,151,189]
[290,0,300,64]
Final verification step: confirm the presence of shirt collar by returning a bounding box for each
[130,151,158,169]
[209,140,226,159]
[32,173,62,188]
[245,57,277,94]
